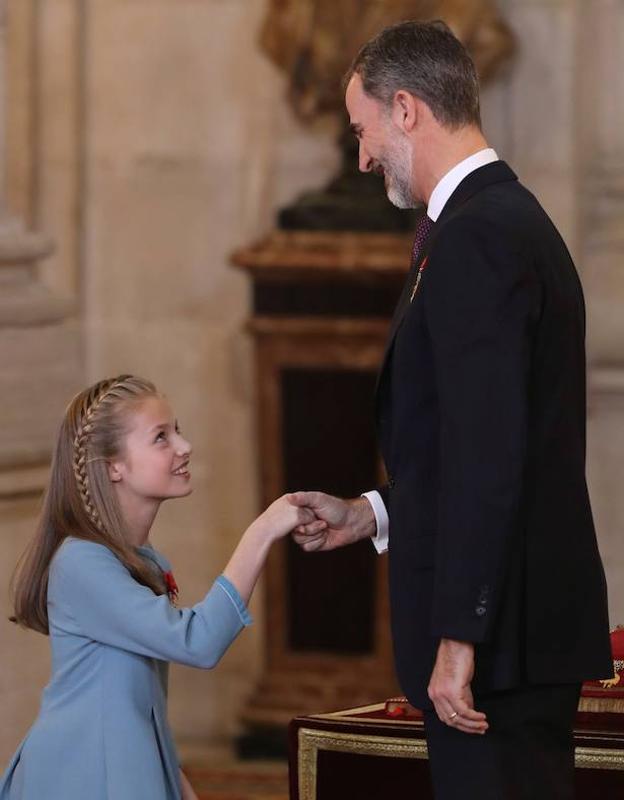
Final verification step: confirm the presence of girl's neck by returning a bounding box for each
[118,497,161,548]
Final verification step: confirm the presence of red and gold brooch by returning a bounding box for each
[410,256,429,303]
[163,571,179,606]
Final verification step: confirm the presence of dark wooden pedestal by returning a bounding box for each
[289,705,624,800]
[232,231,412,753]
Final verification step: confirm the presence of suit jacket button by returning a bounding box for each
[475,606,487,617]
[388,476,395,489]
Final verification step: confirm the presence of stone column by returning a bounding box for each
[0,0,79,496]
[0,1,83,764]
[485,0,624,625]
[578,0,624,624]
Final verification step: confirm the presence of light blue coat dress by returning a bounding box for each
[0,536,252,800]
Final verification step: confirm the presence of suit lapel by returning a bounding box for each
[377,225,439,380]
[374,161,519,405]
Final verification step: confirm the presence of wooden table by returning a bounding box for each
[289,703,624,799]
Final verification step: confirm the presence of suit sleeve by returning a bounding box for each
[423,216,539,643]
[50,539,252,668]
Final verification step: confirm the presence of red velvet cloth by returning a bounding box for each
[582,627,624,699]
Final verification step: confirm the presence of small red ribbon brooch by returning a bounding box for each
[163,571,179,605]
[410,256,429,303]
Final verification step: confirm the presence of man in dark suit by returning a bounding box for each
[291,20,612,800]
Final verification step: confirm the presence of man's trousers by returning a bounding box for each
[423,683,582,800]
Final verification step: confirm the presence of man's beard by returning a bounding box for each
[380,138,416,209]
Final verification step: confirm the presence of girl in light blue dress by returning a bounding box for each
[0,375,321,800]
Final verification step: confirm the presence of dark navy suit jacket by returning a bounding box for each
[375,161,611,709]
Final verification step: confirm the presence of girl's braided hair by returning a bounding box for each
[72,377,122,532]
[11,375,167,634]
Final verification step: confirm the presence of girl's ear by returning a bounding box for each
[107,461,123,483]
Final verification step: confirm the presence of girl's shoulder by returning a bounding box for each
[48,537,123,605]
[136,542,173,574]
[55,535,111,559]
[57,535,111,554]
[51,536,173,584]
[51,536,119,577]
[54,536,173,574]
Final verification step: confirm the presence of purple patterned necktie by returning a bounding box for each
[411,212,434,267]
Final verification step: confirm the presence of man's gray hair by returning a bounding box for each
[347,20,481,129]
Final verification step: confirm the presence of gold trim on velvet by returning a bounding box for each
[298,727,429,800]
[297,724,624,800]
[575,747,624,770]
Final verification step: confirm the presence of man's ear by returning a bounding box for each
[391,90,418,133]
[107,461,123,483]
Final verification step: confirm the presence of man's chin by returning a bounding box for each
[386,189,415,210]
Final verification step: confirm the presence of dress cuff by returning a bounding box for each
[215,575,253,626]
[362,490,389,554]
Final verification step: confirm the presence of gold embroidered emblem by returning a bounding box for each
[409,256,429,303]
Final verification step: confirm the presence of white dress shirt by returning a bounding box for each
[365,148,499,554]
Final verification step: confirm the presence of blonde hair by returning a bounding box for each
[11,375,167,634]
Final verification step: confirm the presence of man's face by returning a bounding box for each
[345,73,417,209]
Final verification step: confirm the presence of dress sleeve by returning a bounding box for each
[50,538,252,668]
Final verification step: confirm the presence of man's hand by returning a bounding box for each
[289,492,376,552]
[427,639,488,735]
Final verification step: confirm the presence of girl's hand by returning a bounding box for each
[256,493,325,543]
[222,494,326,606]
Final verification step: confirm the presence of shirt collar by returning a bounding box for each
[426,148,499,222]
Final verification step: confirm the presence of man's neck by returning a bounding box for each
[417,126,490,206]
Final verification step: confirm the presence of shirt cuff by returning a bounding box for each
[215,575,253,626]
[362,490,389,554]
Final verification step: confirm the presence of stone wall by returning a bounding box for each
[0,0,340,762]
[1,0,623,766]
[480,0,624,631]
[0,0,82,766]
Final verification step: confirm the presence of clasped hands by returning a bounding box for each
[289,490,488,736]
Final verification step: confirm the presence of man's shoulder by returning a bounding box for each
[425,203,536,295]
[434,206,514,252]
[440,176,550,247]
[468,176,537,217]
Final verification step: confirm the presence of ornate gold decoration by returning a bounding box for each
[296,715,624,800]
[600,674,622,689]
[261,0,515,121]
[575,747,624,771]
[298,726,429,800]
[578,695,624,714]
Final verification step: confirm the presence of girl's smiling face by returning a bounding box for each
[108,395,193,505]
